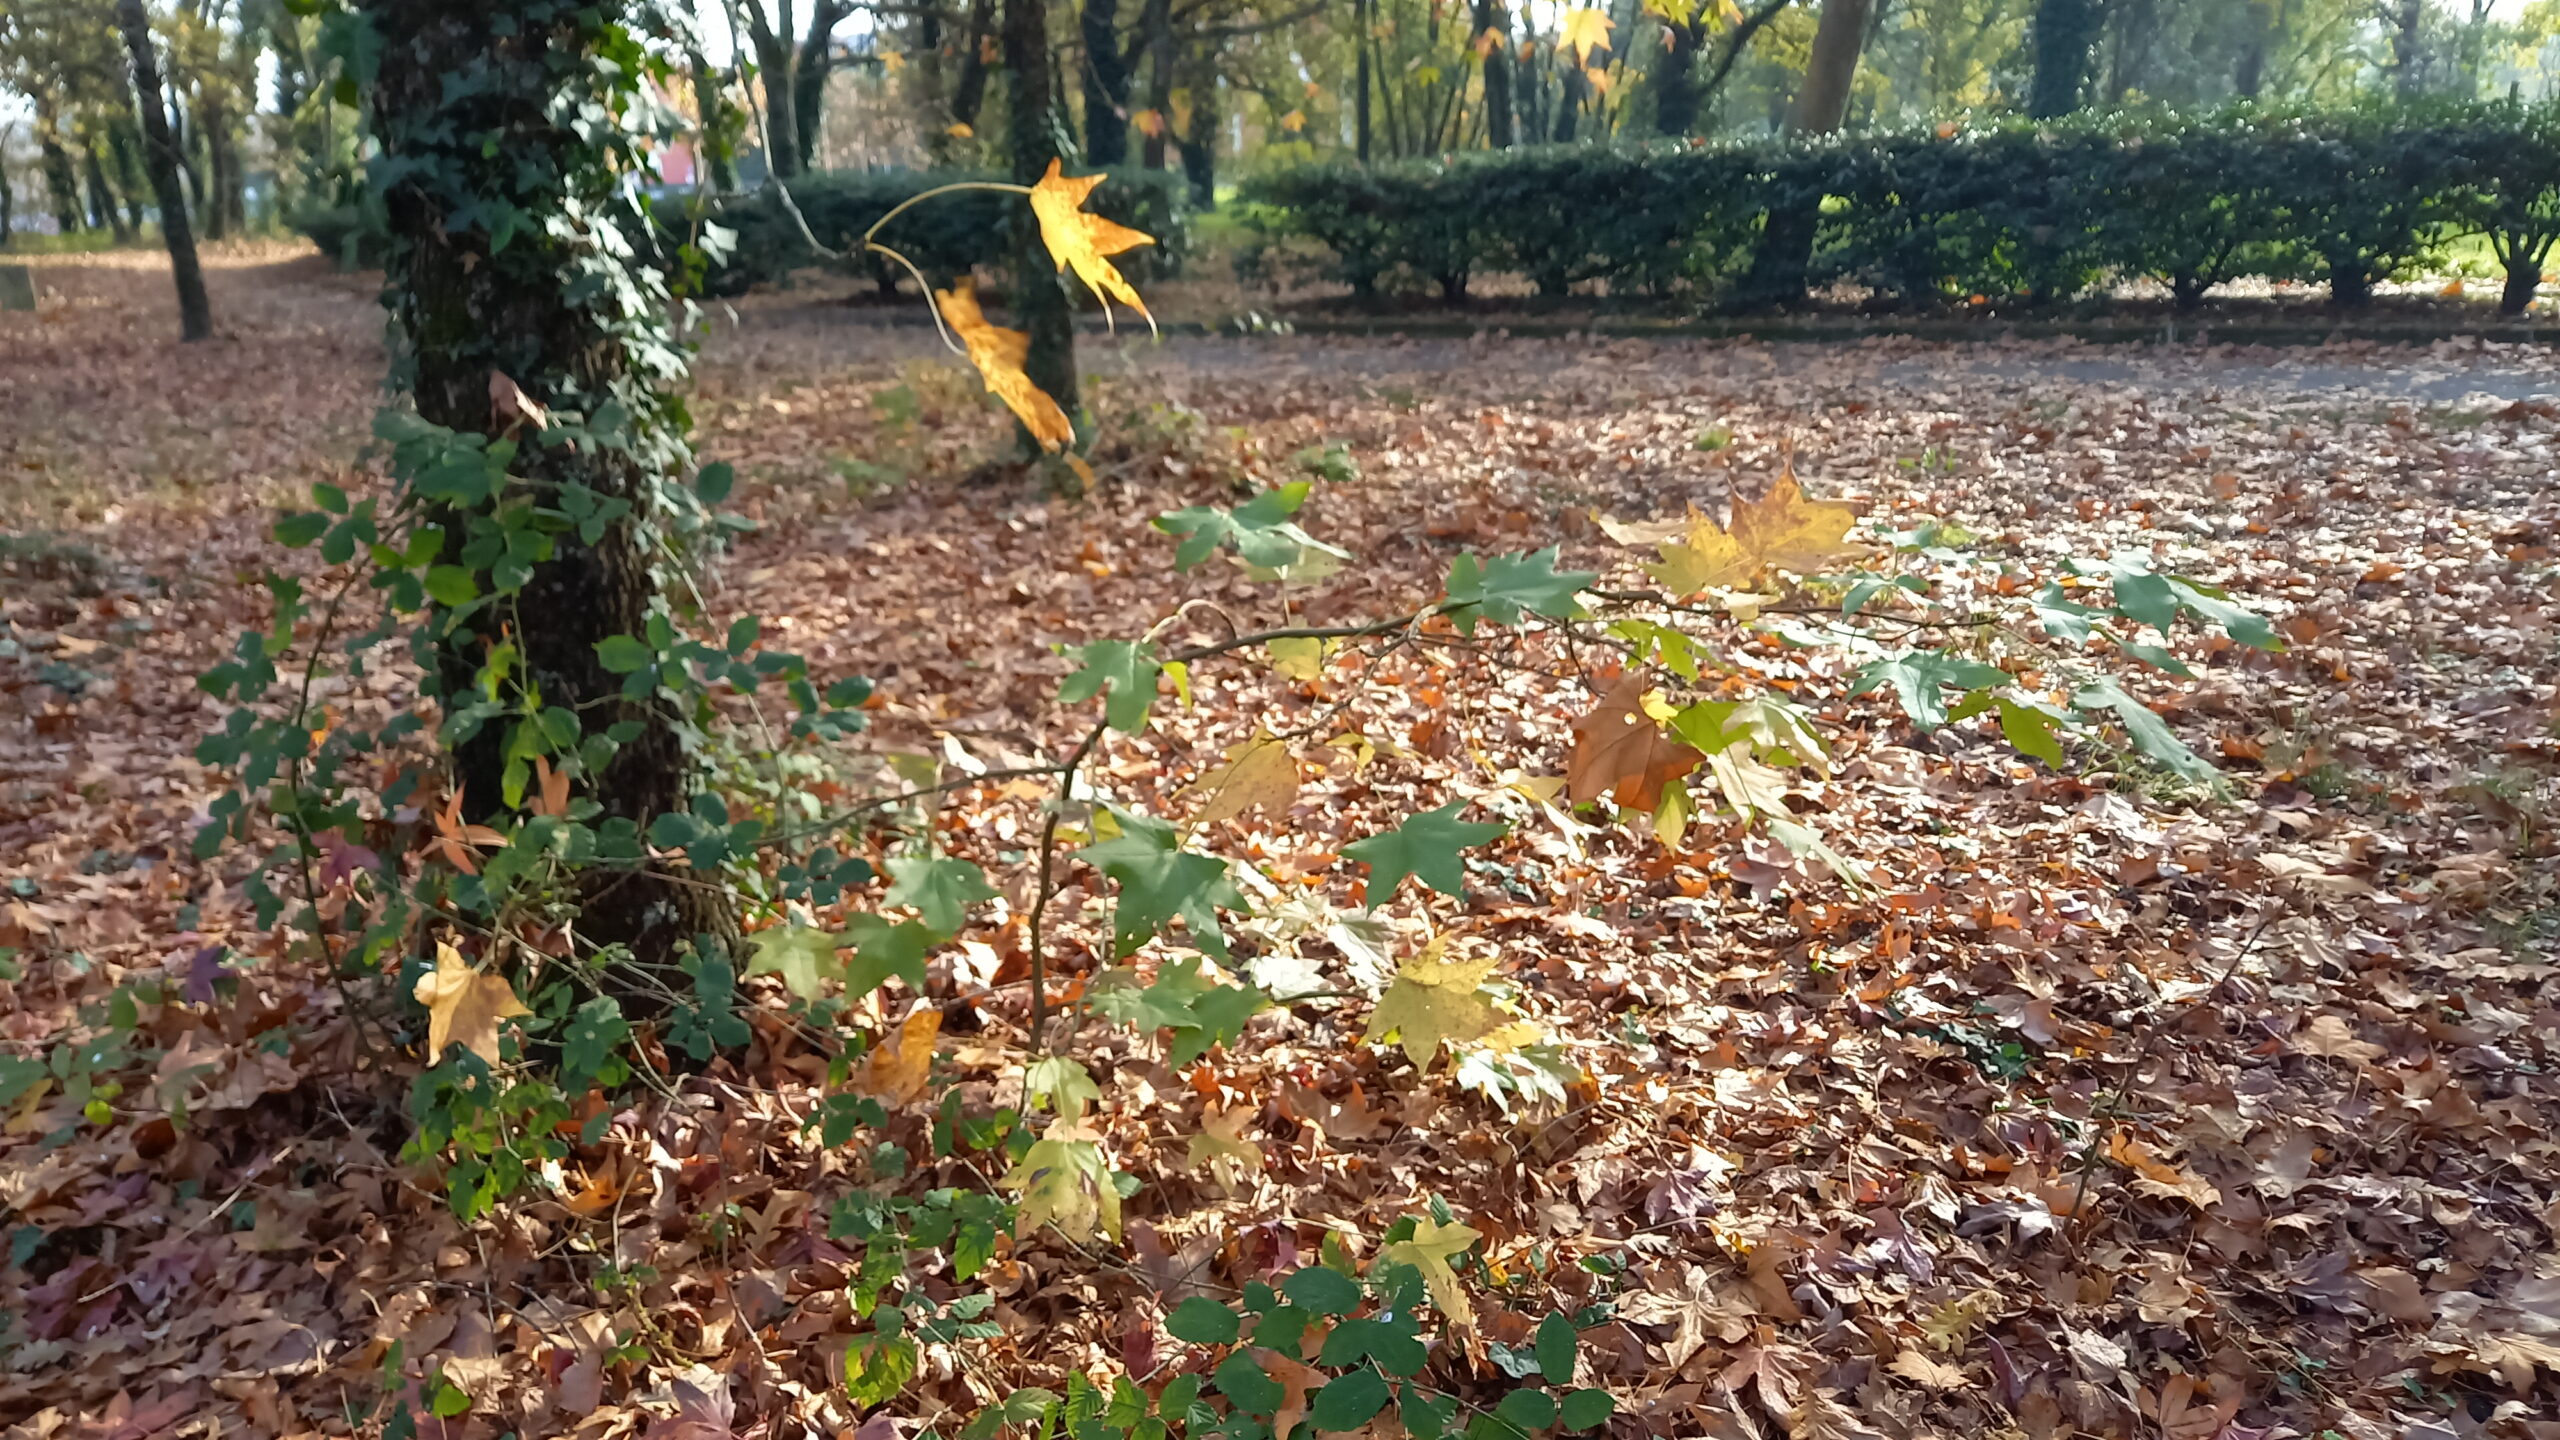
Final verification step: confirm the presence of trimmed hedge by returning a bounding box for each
[290,166,1192,297]
[1238,101,2560,314]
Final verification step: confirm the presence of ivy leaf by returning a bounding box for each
[560,996,629,1088]
[1559,1389,1616,1432]
[840,914,935,997]
[1342,801,1507,907]
[1850,651,2011,730]
[1169,1296,1242,1345]
[1536,1312,1579,1384]
[1084,809,1249,959]
[1375,1216,1482,1329]
[1282,1265,1364,1317]
[1060,639,1164,733]
[1441,548,1594,635]
[1363,942,1500,1066]
[886,855,998,935]
[745,924,843,1002]
[1309,1367,1392,1434]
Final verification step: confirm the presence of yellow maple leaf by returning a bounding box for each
[857,1008,942,1105]
[1363,942,1500,1067]
[1279,108,1308,133]
[1027,157,1155,330]
[1133,108,1166,138]
[1377,1216,1483,1328]
[1185,1105,1263,1190]
[935,278,1076,453]
[1726,469,1859,576]
[1187,732,1299,828]
[945,121,974,138]
[413,940,529,1068]
[1643,506,1752,596]
[1559,8,1614,64]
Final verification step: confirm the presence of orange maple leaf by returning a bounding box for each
[1566,673,1704,811]
[935,278,1077,453]
[527,755,571,819]
[1027,157,1155,331]
[857,1008,943,1105]
[413,939,530,1067]
[424,787,505,875]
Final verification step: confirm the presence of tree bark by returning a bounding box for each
[115,0,212,340]
[2390,0,2424,96]
[1005,0,1081,452]
[793,1,849,169]
[951,0,998,139]
[84,144,130,240]
[360,0,732,971]
[35,102,86,235]
[2026,0,2103,118]
[1654,21,1701,137]
[1354,0,1372,162]
[2499,255,2540,316]
[1472,0,1514,148]
[1174,59,1216,206]
[1739,0,1872,308]
[743,5,804,177]
[107,127,150,235]
[1080,0,1131,164]
[1139,0,1173,169]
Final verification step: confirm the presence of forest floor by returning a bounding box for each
[3,250,2559,1440]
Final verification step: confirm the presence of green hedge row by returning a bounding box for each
[1236,102,2560,314]
[291,166,1193,297]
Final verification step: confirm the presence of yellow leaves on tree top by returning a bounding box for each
[1028,157,1155,332]
[1377,1215,1483,1328]
[1566,673,1703,812]
[1619,470,1861,597]
[1363,941,1500,1067]
[935,278,1076,454]
[413,940,529,1068]
[1558,8,1615,64]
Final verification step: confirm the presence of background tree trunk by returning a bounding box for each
[1472,0,1514,148]
[951,0,998,140]
[1080,0,1131,164]
[83,144,129,239]
[2026,0,2103,118]
[1739,0,1873,308]
[1174,58,1216,206]
[1139,0,1173,169]
[744,9,804,177]
[361,0,733,969]
[115,0,212,341]
[792,1,849,169]
[2390,0,2424,96]
[36,104,86,235]
[1006,0,1082,452]
[1354,0,1371,162]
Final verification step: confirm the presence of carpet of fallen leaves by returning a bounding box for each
[4,253,2559,1440]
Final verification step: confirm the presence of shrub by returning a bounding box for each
[1246,100,2552,313]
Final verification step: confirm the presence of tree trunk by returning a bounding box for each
[793,2,847,170]
[1005,0,1081,451]
[1081,0,1131,164]
[360,0,733,972]
[36,106,86,235]
[2391,0,2424,96]
[1139,0,1173,169]
[1654,21,1701,137]
[1175,62,1215,207]
[2499,253,2539,316]
[1354,0,1372,162]
[952,0,998,138]
[1554,61,1584,142]
[116,0,213,339]
[1788,0,1874,132]
[1472,0,1514,148]
[0,153,13,247]
[108,127,151,235]
[2026,0,2102,119]
[1739,0,1871,308]
[691,52,743,190]
[2233,0,2272,98]
[85,144,131,240]
[748,21,803,177]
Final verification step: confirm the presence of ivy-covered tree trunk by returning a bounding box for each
[35,107,86,235]
[1008,0,1082,451]
[1175,57,1216,208]
[1080,0,1131,165]
[115,0,212,341]
[362,0,733,968]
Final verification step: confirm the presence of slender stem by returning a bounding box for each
[862,180,1034,244]
[1028,718,1111,1053]
[867,240,965,355]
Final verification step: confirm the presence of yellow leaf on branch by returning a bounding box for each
[1028,157,1155,330]
[413,940,529,1068]
[1616,469,1861,597]
[1559,8,1614,64]
[1186,731,1299,828]
[934,278,1076,453]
